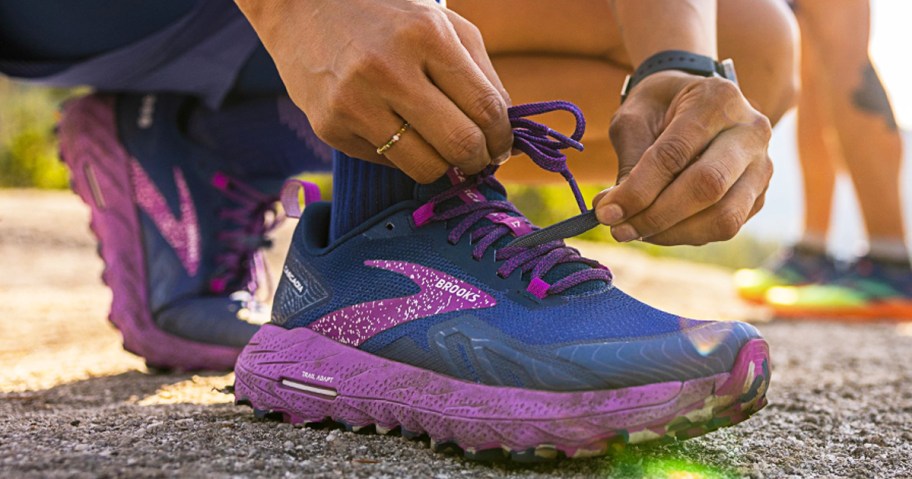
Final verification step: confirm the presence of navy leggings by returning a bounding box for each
[0,0,284,98]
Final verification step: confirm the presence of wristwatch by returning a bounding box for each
[620,50,738,102]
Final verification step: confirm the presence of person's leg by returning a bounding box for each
[763,0,911,319]
[0,1,195,61]
[449,0,797,183]
[733,17,842,303]
[794,17,841,252]
[795,0,907,262]
[2,1,334,369]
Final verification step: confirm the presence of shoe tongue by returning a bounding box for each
[414,169,506,203]
[415,168,605,296]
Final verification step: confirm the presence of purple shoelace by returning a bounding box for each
[412,101,613,299]
[209,172,282,295]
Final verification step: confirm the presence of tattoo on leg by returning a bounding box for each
[852,63,898,131]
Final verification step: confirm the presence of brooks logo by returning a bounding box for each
[433,279,480,302]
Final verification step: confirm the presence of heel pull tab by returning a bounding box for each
[280,179,321,219]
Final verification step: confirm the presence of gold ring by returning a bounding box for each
[376,122,410,155]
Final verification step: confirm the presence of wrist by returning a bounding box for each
[621,50,736,103]
[235,0,277,22]
[236,0,314,48]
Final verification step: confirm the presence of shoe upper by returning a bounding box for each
[846,256,912,299]
[768,255,912,307]
[735,245,838,300]
[112,93,298,346]
[272,102,763,392]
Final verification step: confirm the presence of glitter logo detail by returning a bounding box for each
[308,260,496,346]
[130,160,201,275]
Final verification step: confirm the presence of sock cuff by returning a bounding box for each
[329,152,415,241]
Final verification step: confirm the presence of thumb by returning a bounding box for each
[595,112,657,225]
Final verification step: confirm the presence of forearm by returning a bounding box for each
[610,0,717,65]
[235,0,318,50]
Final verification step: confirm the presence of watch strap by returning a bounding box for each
[621,50,735,102]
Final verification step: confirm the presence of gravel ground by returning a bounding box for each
[1,190,911,478]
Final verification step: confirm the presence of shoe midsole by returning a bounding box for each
[235,323,769,447]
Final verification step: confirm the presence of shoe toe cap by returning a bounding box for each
[552,320,762,389]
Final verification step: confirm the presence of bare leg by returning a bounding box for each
[794,21,840,250]
[449,0,797,183]
[796,0,907,260]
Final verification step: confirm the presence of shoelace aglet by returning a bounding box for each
[506,210,601,249]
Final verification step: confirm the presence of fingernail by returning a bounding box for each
[612,224,639,243]
[597,203,624,225]
[591,186,616,208]
[494,151,511,165]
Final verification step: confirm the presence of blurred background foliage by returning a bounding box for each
[0,79,79,189]
[0,78,772,268]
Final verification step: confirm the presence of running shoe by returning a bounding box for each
[766,255,912,320]
[233,102,771,461]
[58,93,311,371]
[734,245,838,303]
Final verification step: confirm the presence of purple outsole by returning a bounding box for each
[58,95,241,371]
[234,324,770,461]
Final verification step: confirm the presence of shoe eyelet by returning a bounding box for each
[385,222,395,231]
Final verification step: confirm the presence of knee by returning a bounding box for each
[720,0,799,125]
[752,0,799,124]
[768,27,800,124]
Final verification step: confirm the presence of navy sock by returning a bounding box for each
[330,152,415,241]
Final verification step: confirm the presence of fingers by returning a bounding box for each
[363,110,451,184]
[608,108,660,186]
[443,10,512,107]
[609,125,764,242]
[595,109,658,225]
[391,78,494,175]
[425,18,513,167]
[641,157,774,246]
[598,103,726,226]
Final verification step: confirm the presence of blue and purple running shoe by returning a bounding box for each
[58,93,318,371]
[233,102,770,461]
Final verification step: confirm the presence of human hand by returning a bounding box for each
[593,71,773,245]
[236,0,512,183]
